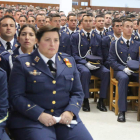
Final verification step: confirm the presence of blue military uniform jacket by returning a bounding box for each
[109,37,139,71]
[93,29,109,38]
[8,49,84,129]
[132,32,140,42]
[0,68,9,138]
[0,39,19,54]
[106,27,114,35]
[71,29,102,65]
[59,31,71,55]
[0,46,20,80]
[102,34,116,69]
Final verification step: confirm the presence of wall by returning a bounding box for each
[90,0,140,8]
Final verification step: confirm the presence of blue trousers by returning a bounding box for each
[10,122,93,140]
[77,64,110,98]
[114,71,138,112]
[0,129,10,140]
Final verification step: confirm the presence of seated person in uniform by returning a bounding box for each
[109,19,139,122]
[0,24,37,80]
[0,68,10,140]
[18,15,27,29]
[0,15,19,54]
[8,25,93,140]
[71,14,110,112]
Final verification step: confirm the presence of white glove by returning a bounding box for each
[53,116,78,127]
[123,68,134,75]
[85,62,100,70]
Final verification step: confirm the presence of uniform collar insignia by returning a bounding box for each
[0,44,1,47]
[110,29,112,31]
[131,40,134,44]
[112,37,115,41]
[135,36,138,39]
[15,44,18,47]
[104,32,105,35]
[34,56,40,62]
[58,56,61,61]
[81,32,84,36]
[92,33,94,37]
[120,40,124,44]
[67,32,69,34]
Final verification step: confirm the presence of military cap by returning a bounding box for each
[86,55,102,67]
[127,60,139,72]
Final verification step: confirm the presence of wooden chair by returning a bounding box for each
[89,75,100,102]
[109,67,139,115]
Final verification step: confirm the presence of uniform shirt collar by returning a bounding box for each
[38,49,56,64]
[104,27,110,30]
[82,29,93,38]
[67,27,76,34]
[0,37,14,50]
[122,36,131,45]
[18,47,24,55]
[95,28,104,35]
[113,34,121,40]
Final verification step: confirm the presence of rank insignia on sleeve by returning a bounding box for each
[25,62,30,67]
[34,56,40,62]
[15,44,18,47]
[131,40,134,44]
[63,58,72,67]
[29,70,41,76]
[81,33,84,36]
[92,33,94,37]
[120,40,123,44]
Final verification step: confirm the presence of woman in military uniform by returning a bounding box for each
[0,24,37,80]
[8,25,93,140]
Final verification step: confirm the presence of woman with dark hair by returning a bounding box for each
[19,15,27,28]
[8,25,93,140]
[0,24,37,80]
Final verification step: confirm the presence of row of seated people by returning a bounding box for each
[0,13,139,139]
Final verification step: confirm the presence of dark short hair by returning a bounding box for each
[78,19,82,26]
[112,18,122,27]
[0,15,15,26]
[19,15,27,21]
[28,16,36,20]
[49,13,60,21]
[67,13,76,21]
[15,10,22,15]
[0,7,4,11]
[27,10,34,15]
[5,9,12,14]
[82,14,92,21]
[18,24,37,37]
[95,14,104,19]
[36,25,60,42]
[122,19,132,26]
[137,18,140,25]
[36,14,46,20]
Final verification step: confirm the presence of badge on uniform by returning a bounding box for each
[81,33,84,36]
[131,40,134,44]
[112,37,115,41]
[104,33,105,35]
[25,62,30,67]
[135,36,138,40]
[0,44,1,47]
[15,44,18,47]
[110,29,112,31]
[8,50,13,55]
[58,56,61,61]
[29,70,41,76]
[67,32,69,35]
[34,56,40,62]
[63,58,72,67]
[92,33,94,37]
[120,40,123,44]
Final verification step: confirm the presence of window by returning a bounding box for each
[81,2,88,6]
[72,2,78,5]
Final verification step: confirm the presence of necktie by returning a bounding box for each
[126,40,129,48]
[87,33,90,42]
[6,42,11,50]
[100,32,102,38]
[71,32,74,35]
[47,60,56,77]
[106,29,108,32]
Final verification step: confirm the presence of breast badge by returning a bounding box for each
[29,70,41,76]
[63,58,72,67]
